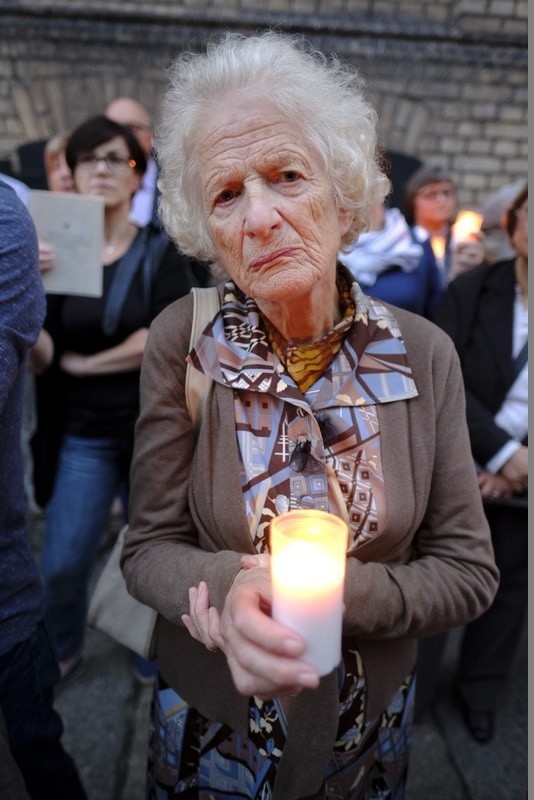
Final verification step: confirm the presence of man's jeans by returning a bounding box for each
[0,621,86,799]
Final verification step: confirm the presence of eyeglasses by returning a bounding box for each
[76,153,137,174]
[416,188,455,201]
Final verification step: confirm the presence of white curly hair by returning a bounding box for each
[156,30,389,270]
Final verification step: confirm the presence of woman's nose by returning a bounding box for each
[243,184,281,238]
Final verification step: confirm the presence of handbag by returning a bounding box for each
[88,523,157,659]
[87,285,220,658]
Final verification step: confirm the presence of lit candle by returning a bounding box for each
[270,509,349,676]
[430,234,446,261]
[452,210,483,243]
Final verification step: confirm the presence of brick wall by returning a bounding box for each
[0,0,527,207]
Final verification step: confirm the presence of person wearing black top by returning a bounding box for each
[417,184,528,742]
[32,116,202,683]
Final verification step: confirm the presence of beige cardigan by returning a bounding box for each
[123,287,498,799]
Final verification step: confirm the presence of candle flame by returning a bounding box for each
[430,235,446,260]
[272,540,345,593]
[453,210,483,242]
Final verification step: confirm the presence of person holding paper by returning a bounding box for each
[122,32,498,799]
[32,115,202,684]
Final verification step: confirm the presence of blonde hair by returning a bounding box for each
[157,31,389,265]
[44,133,70,173]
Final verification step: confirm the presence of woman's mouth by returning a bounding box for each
[249,248,297,270]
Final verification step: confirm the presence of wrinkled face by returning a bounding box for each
[197,97,352,303]
[72,136,140,208]
[413,180,457,229]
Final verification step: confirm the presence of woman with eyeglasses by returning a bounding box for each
[401,165,485,285]
[31,115,202,683]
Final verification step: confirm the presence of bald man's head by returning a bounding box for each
[105,97,153,155]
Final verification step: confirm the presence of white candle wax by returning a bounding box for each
[270,510,348,676]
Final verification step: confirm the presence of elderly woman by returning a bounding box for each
[123,32,498,799]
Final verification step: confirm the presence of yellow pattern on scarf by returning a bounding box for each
[264,271,355,394]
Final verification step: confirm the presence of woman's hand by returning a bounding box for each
[38,239,55,273]
[180,555,270,650]
[499,446,528,493]
[29,329,54,375]
[477,470,515,502]
[181,581,223,653]
[450,237,485,279]
[59,328,149,377]
[182,556,320,701]
[59,351,90,376]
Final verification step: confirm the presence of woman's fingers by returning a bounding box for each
[183,582,222,652]
[219,567,319,698]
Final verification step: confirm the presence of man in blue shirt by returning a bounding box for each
[0,180,86,798]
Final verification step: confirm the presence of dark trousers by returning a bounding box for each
[0,621,87,800]
[415,503,527,718]
[456,503,527,712]
[0,706,30,800]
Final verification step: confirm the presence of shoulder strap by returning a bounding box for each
[102,227,150,336]
[185,286,220,429]
[140,226,169,308]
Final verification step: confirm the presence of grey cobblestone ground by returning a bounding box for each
[29,513,527,800]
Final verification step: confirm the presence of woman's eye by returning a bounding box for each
[281,170,300,183]
[216,189,237,205]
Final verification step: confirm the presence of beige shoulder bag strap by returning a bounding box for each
[185,285,220,429]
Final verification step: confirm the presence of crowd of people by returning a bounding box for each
[0,28,526,800]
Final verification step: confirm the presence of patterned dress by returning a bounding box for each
[147,268,418,799]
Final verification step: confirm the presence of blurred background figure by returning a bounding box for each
[105,97,158,228]
[339,200,443,318]
[416,183,528,743]
[105,96,213,289]
[31,115,202,686]
[402,164,485,284]
[43,132,74,194]
[402,165,458,279]
[0,179,87,799]
[478,178,525,264]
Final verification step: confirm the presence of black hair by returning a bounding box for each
[65,114,147,176]
[400,165,455,226]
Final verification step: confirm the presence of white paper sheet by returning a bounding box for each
[29,190,104,297]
